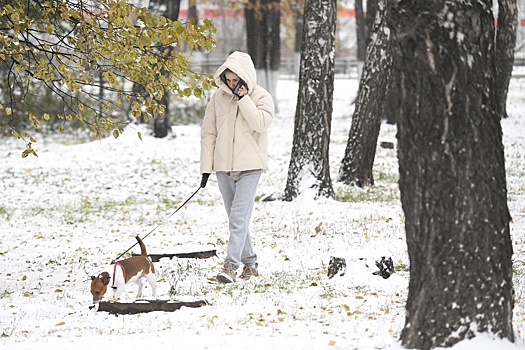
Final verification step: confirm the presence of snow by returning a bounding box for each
[1,76,525,349]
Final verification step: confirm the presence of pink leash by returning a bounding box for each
[111,260,126,289]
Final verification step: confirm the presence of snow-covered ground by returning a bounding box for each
[1,76,524,349]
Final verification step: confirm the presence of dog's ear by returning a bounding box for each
[102,276,111,286]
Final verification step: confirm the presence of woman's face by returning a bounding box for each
[224,70,240,91]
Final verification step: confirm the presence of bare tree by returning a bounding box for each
[338,0,392,187]
[284,0,336,201]
[388,0,516,348]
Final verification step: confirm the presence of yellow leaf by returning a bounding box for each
[22,275,27,281]
[56,322,65,326]
[328,340,336,346]
[137,131,143,141]
[55,289,63,293]
[5,107,12,115]
[45,24,55,34]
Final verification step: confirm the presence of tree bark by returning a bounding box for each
[383,60,400,125]
[292,2,304,78]
[97,299,207,315]
[365,0,378,45]
[495,0,518,119]
[188,0,197,20]
[338,0,392,187]
[355,0,367,61]
[283,0,336,201]
[245,0,281,109]
[245,0,280,71]
[389,1,515,348]
[150,0,180,138]
[128,0,180,138]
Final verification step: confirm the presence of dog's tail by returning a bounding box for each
[135,235,148,256]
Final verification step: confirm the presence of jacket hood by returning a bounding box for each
[214,51,257,93]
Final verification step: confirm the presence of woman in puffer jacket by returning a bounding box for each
[200,51,275,283]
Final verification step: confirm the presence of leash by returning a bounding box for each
[112,186,202,262]
[111,261,126,289]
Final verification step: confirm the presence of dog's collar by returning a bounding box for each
[111,260,127,289]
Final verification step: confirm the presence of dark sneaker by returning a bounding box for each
[216,262,236,283]
[239,263,259,281]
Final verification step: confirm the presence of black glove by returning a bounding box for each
[200,173,211,188]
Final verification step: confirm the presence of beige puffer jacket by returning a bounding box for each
[200,51,274,174]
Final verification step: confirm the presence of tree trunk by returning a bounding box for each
[356,0,378,61]
[355,0,367,61]
[245,0,281,110]
[383,61,400,125]
[152,93,170,138]
[365,0,378,45]
[495,0,518,119]
[97,299,206,315]
[389,1,515,348]
[151,0,180,138]
[129,0,180,138]
[338,0,392,187]
[188,0,197,20]
[283,0,336,201]
[292,2,304,78]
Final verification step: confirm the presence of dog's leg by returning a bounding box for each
[146,273,157,298]
[112,287,124,302]
[136,279,143,298]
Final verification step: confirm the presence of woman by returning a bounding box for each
[200,51,275,283]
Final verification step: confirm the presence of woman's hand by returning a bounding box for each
[237,85,248,97]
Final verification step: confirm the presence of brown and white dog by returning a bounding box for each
[90,236,157,303]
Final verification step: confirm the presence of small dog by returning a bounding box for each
[90,236,157,303]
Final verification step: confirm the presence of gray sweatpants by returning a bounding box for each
[216,171,261,271]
